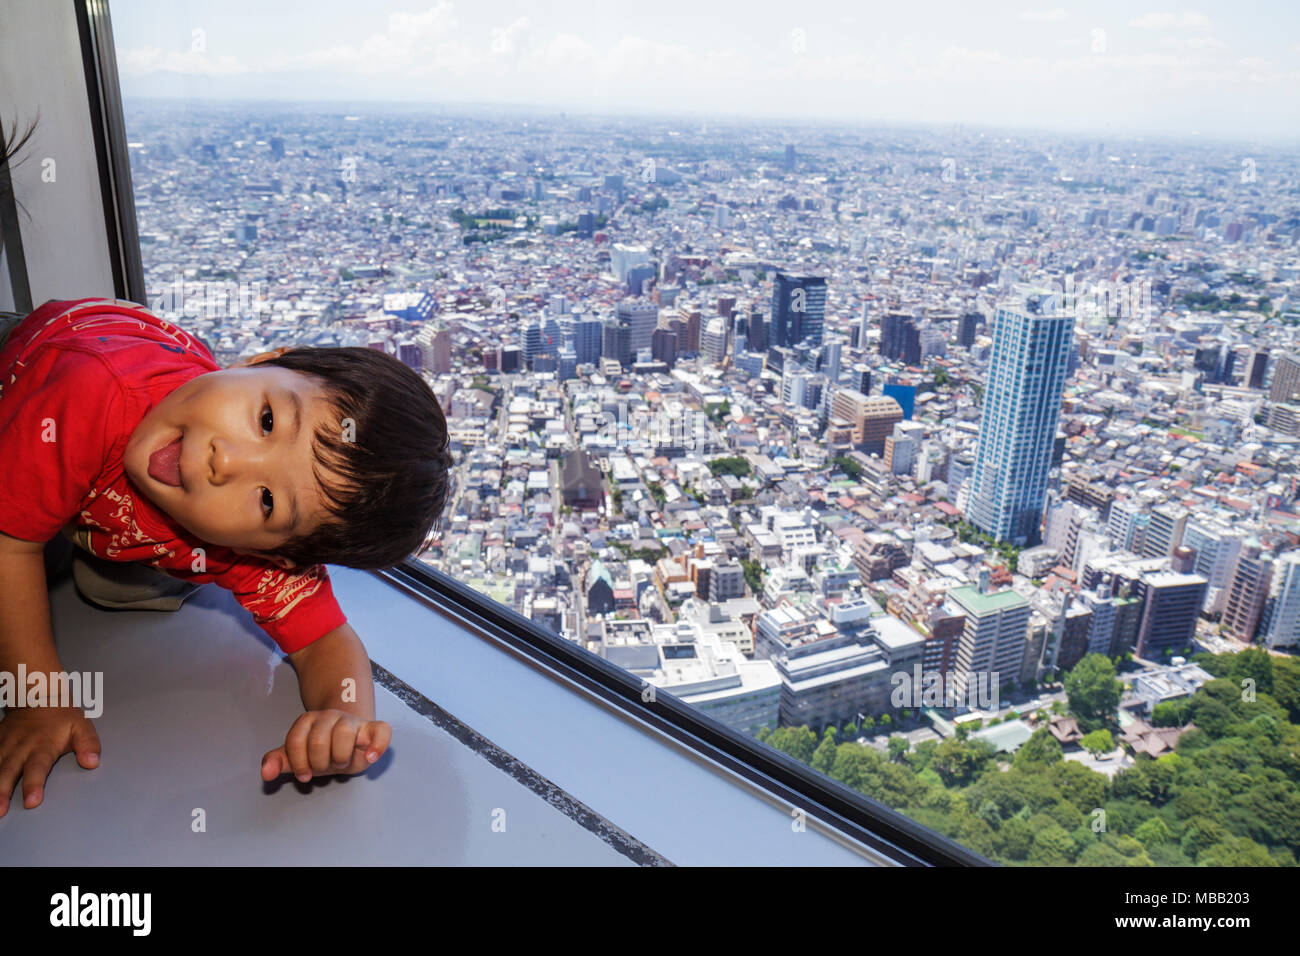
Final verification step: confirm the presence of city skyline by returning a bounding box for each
[96,90,1300,868]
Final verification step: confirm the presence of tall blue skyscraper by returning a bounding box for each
[966,304,1075,545]
[770,273,826,349]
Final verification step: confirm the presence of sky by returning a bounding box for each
[109,1,1300,143]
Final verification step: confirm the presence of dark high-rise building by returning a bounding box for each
[1194,344,1235,384]
[879,312,921,365]
[499,345,521,373]
[602,319,632,368]
[732,312,748,342]
[574,317,603,365]
[1221,348,1236,384]
[1247,348,1270,389]
[577,212,595,238]
[269,137,285,161]
[958,312,981,348]
[397,343,422,371]
[651,327,678,369]
[851,363,872,396]
[784,144,796,172]
[1134,572,1208,658]
[747,309,767,352]
[769,273,826,349]
[766,346,794,377]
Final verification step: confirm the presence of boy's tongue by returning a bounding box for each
[148,436,183,487]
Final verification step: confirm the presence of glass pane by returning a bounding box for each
[109,1,1300,868]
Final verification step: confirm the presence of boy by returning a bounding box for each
[0,297,455,818]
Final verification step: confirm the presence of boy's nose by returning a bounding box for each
[208,436,260,484]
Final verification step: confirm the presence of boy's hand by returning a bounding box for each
[260,710,390,783]
[0,705,101,818]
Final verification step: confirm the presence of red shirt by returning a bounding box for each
[0,298,346,654]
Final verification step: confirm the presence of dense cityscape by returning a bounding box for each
[120,99,1300,865]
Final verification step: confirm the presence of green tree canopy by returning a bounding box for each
[1013,727,1064,769]
[810,731,839,775]
[1064,654,1124,731]
[1080,728,1114,757]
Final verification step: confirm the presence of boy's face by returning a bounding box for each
[123,350,345,570]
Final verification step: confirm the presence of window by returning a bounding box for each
[91,0,1300,871]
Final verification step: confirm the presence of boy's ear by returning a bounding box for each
[231,346,291,368]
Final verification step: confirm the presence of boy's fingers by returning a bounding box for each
[264,718,389,780]
[306,711,344,775]
[330,720,356,768]
[0,750,30,817]
[261,746,289,781]
[357,720,391,763]
[70,722,101,769]
[20,751,56,808]
[284,714,315,782]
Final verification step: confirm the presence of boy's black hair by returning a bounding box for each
[256,347,455,570]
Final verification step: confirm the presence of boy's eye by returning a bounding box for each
[261,405,274,434]
[261,488,274,518]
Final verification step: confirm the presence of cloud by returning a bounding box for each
[117,46,251,76]
[937,47,1006,68]
[262,3,464,74]
[1156,35,1226,53]
[1020,8,1068,22]
[490,17,532,57]
[1129,11,1212,30]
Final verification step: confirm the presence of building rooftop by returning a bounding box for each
[970,719,1034,754]
[948,585,1029,615]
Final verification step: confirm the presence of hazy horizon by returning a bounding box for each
[109,0,1300,145]
[118,94,1292,151]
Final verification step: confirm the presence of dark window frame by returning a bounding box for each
[76,0,146,305]
[83,0,991,867]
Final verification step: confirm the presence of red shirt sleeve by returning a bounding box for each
[219,560,348,654]
[0,345,125,542]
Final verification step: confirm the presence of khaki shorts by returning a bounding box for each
[48,523,203,612]
[0,310,25,350]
